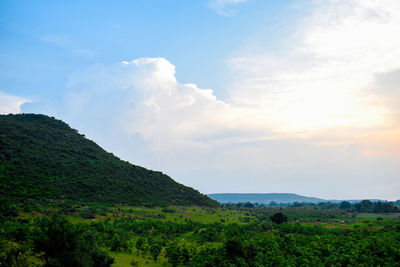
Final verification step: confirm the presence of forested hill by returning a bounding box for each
[208,193,325,204]
[0,114,217,207]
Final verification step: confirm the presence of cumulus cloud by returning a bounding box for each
[61,58,246,167]
[63,58,268,159]
[65,58,235,145]
[207,0,248,16]
[0,91,30,114]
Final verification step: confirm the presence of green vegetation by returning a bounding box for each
[0,114,216,207]
[1,205,400,266]
[0,213,114,266]
[270,212,287,224]
[225,199,399,213]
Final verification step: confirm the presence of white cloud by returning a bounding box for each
[370,69,400,121]
[207,0,248,16]
[63,58,269,157]
[63,58,237,157]
[228,0,400,140]
[0,91,30,114]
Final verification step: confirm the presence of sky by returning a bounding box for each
[1,0,400,200]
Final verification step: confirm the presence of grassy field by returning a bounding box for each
[19,205,399,228]
[110,250,167,267]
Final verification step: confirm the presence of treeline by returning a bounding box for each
[224,199,399,213]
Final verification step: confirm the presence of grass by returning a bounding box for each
[109,247,170,267]
[94,205,254,225]
[356,213,399,220]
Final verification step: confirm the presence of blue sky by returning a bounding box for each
[1,0,400,200]
[1,0,298,99]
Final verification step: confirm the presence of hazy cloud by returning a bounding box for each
[0,91,30,114]
[41,34,94,57]
[207,0,248,16]
[228,0,400,144]
[371,69,400,120]
[41,34,71,47]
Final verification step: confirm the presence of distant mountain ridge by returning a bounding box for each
[207,193,387,204]
[208,193,325,204]
[0,114,217,207]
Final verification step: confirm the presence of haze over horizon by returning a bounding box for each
[1,0,399,200]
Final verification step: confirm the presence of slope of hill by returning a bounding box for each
[208,193,325,204]
[0,114,216,207]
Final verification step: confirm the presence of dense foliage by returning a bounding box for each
[0,114,216,207]
[0,214,114,266]
[1,204,400,266]
[163,222,400,266]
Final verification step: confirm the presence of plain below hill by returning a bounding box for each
[0,114,217,207]
[208,193,326,204]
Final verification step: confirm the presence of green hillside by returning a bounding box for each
[0,114,216,207]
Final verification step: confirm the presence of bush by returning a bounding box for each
[271,212,288,224]
[110,234,129,252]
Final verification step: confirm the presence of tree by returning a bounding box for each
[224,238,244,259]
[32,214,114,266]
[339,201,351,209]
[269,201,279,207]
[355,200,373,212]
[0,200,18,218]
[270,212,288,224]
[135,238,144,251]
[243,202,255,208]
[150,243,162,261]
[110,234,129,252]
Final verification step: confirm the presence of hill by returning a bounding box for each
[0,114,216,207]
[208,193,325,204]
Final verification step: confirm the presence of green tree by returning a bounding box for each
[110,234,129,252]
[270,212,288,224]
[32,214,114,266]
[149,243,162,261]
[339,201,351,209]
